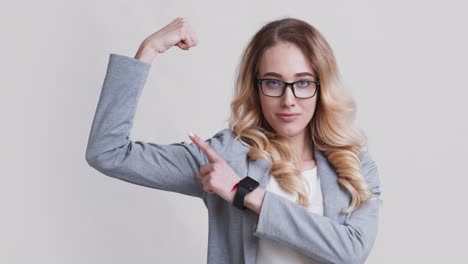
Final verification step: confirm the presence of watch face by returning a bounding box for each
[240,176,259,191]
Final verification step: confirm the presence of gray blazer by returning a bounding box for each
[85,54,382,264]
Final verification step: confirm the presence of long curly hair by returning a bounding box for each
[228,17,373,214]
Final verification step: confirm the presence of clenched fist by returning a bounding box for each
[135,17,199,64]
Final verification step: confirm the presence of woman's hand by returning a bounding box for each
[188,132,242,204]
[135,17,199,64]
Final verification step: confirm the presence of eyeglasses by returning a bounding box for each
[256,75,319,99]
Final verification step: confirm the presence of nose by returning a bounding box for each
[280,85,296,107]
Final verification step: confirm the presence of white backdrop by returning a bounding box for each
[1,0,467,263]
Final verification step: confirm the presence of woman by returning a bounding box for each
[86,17,382,264]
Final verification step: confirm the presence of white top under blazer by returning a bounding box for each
[256,167,324,264]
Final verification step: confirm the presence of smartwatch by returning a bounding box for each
[233,176,259,210]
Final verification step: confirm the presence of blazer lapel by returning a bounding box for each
[314,148,351,222]
[314,148,337,220]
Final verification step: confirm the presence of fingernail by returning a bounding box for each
[188,131,195,138]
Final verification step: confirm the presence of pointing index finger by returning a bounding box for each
[188,132,222,163]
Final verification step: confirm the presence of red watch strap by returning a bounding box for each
[231,182,239,192]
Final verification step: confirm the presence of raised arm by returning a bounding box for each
[85,18,211,199]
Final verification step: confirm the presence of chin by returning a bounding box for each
[272,126,302,139]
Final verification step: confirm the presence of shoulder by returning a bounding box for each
[359,150,381,195]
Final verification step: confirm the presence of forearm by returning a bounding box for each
[251,190,381,263]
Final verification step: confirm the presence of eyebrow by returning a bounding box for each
[262,72,315,78]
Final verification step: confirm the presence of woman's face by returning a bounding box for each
[257,42,318,141]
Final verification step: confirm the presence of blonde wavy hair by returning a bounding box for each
[228,17,373,214]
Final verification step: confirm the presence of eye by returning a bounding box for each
[296,80,311,88]
[264,80,282,88]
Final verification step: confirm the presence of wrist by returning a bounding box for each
[244,188,266,214]
[134,44,158,64]
[232,176,261,212]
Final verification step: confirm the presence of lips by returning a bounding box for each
[277,112,300,116]
[276,113,300,122]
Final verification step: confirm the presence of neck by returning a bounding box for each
[290,129,314,161]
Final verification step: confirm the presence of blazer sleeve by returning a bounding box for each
[85,53,228,200]
[252,152,382,264]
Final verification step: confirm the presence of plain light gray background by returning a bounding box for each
[1,0,467,263]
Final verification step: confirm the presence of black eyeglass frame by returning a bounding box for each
[256,75,320,99]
